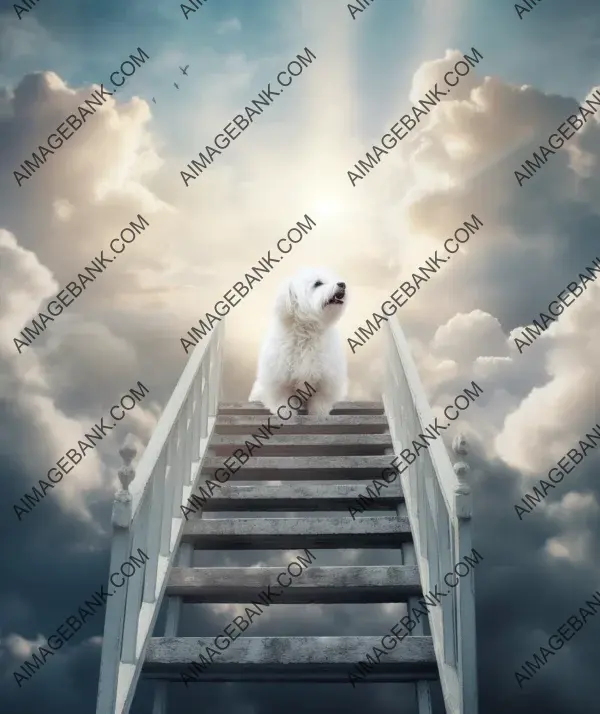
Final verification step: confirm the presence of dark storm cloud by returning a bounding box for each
[471,449,600,714]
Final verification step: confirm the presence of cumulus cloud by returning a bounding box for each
[492,278,600,475]
[545,492,599,563]
[0,73,172,524]
[0,230,107,522]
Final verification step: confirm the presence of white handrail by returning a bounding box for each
[386,319,470,519]
[383,320,477,714]
[128,327,223,519]
[95,321,225,714]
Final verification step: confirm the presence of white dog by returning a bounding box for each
[249,267,348,417]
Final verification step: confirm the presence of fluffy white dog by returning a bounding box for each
[249,267,348,417]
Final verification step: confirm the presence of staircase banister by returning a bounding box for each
[127,329,218,521]
[387,319,473,520]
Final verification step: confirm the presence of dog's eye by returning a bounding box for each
[313,281,323,288]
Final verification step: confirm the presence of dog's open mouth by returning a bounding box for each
[326,291,345,306]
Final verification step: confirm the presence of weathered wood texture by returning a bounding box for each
[144,635,437,680]
[215,414,390,435]
[181,515,412,549]
[200,455,395,480]
[209,432,392,457]
[198,481,402,512]
[167,564,422,603]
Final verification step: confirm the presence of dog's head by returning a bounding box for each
[276,267,348,328]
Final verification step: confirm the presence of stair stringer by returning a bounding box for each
[383,320,478,714]
[95,322,225,714]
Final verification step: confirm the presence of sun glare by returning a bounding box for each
[312,196,345,219]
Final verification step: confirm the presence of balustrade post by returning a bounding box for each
[144,445,166,604]
[210,326,224,417]
[120,439,145,665]
[451,433,478,714]
[200,359,209,440]
[95,440,136,714]
[191,373,202,460]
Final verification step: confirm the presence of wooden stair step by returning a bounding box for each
[220,401,384,415]
[143,635,437,682]
[201,455,394,481]
[181,515,411,549]
[210,432,392,457]
[215,414,389,435]
[166,564,421,603]
[200,481,402,512]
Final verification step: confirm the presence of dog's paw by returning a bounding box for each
[311,410,331,419]
[307,399,333,419]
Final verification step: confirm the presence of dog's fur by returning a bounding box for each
[249,267,348,417]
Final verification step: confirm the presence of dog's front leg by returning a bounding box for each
[306,394,335,418]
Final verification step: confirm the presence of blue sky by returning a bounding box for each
[3,0,597,166]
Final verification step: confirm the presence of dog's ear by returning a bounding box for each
[286,281,297,311]
[276,278,296,317]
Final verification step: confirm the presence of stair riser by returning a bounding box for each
[180,533,411,549]
[142,672,439,683]
[201,469,393,481]
[210,444,391,457]
[201,496,400,511]
[167,588,422,605]
[215,424,389,435]
[167,587,421,604]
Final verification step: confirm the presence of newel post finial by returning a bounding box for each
[113,434,137,528]
[452,433,469,480]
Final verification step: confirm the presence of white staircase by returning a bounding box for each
[95,319,478,714]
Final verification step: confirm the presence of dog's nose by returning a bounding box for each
[337,282,346,289]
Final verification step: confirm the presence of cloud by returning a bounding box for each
[0,71,173,528]
[494,278,600,475]
[217,18,242,35]
[545,492,599,564]
[0,633,46,660]
[0,12,57,63]
[0,229,107,522]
